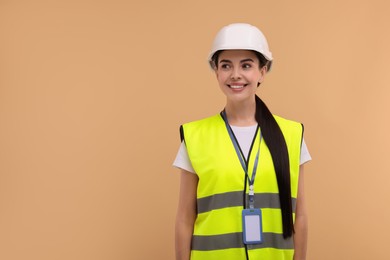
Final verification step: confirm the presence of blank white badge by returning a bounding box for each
[242,208,263,244]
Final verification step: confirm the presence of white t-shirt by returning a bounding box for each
[173,124,311,173]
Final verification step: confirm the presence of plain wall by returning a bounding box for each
[1,1,389,259]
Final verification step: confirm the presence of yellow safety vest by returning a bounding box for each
[181,113,303,260]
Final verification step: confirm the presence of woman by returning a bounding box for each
[173,23,311,260]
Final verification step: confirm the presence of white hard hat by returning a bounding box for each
[208,23,273,64]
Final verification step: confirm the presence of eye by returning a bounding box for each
[219,63,231,70]
[242,63,252,69]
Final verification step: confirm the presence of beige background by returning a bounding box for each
[1,1,389,259]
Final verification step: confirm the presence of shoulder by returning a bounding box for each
[273,115,303,131]
[180,114,224,142]
[181,114,224,134]
[273,114,301,126]
[273,115,304,142]
[182,114,222,128]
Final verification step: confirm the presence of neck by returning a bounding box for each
[224,97,257,126]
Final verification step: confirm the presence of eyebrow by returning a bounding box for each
[219,58,255,63]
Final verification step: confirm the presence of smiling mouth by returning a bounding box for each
[228,84,247,89]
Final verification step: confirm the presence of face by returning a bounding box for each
[214,50,266,103]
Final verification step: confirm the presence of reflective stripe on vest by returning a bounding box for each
[182,114,302,260]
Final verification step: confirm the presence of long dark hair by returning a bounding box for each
[255,95,293,239]
[212,50,294,238]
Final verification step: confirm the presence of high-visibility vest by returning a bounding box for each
[181,113,303,260]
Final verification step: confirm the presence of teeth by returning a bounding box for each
[230,85,244,89]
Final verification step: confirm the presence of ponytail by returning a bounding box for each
[255,95,294,238]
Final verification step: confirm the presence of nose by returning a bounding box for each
[231,67,241,80]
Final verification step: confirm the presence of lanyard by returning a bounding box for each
[221,110,262,209]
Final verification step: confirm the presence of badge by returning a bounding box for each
[242,208,263,244]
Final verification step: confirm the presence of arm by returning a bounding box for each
[293,165,308,260]
[175,169,198,260]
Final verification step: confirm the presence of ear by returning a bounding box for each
[209,60,216,70]
[258,66,267,85]
[213,65,219,78]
